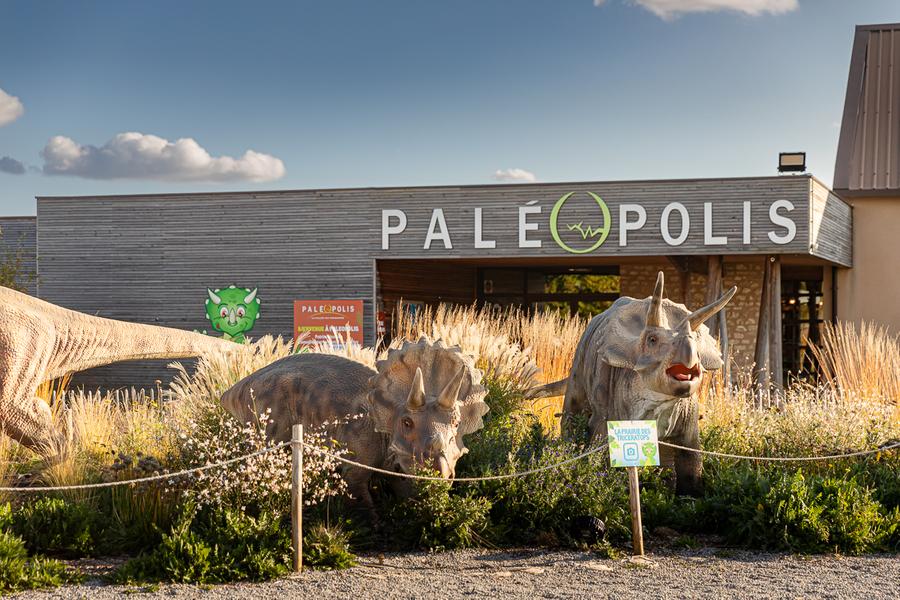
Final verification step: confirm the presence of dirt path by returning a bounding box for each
[15,548,900,599]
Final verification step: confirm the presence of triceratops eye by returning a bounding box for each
[401,417,414,429]
[237,307,246,318]
[647,335,658,345]
[219,307,228,318]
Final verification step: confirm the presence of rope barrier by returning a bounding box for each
[0,441,291,493]
[0,436,895,493]
[302,442,611,482]
[657,440,900,462]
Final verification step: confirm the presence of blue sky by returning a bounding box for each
[0,0,896,215]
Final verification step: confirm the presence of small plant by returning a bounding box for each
[11,497,103,558]
[400,472,492,551]
[672,535,701,549]
[303,523,357,570]
[0,530,81,593]
[114,505,292,584]
[176,407,347,514]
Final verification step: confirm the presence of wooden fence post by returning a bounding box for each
[626,466,644,556]
[292,424,303,573]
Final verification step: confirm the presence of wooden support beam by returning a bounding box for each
[753,256,783,402]
[705,256,731,393]
[754,257,773,398]
[770,257,783,391]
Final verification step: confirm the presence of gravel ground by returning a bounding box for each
[14,547,900,600]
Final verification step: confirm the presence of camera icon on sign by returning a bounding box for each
[623,442,639,461]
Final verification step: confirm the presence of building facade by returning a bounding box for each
[34,175,848,388]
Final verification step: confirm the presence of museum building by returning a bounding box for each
[1,22,899,390]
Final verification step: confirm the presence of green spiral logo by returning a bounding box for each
[550,191,611,254]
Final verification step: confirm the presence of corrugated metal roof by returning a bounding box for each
[834,24,900,194]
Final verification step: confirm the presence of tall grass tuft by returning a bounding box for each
[811,321,900,414]
[393,302,584,430]
[167,335,295,431]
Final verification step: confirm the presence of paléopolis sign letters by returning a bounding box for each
[380,191,797,254]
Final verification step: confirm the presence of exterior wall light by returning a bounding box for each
[778,152,807,173]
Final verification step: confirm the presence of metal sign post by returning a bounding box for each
[607,420,659,557]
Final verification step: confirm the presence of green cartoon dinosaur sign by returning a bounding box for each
[204,285,261,343]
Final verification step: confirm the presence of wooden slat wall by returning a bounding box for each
[809,179,853,267]
[377,259,478,337]
[36,175,846,389]
[0,217,37,295]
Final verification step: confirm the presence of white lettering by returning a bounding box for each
[518,205,542,248]
[424,208,453,249]
[660,202,689,246]
[768,200,796,244]
[743,201,751,245]
[619,204,646,247]
[704,202,727,246]
[381,209,407,250]
[474,207,496,249]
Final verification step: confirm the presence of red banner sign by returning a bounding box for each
[293,299,364,347]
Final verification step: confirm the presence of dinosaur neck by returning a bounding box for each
[48,312,236,379]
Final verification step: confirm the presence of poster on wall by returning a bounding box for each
[203,285,261,343]
[293,299,364,348]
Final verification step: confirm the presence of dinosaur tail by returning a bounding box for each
[50,313,241,378]
[524,378,569,399]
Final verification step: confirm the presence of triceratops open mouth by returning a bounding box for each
[665,363,701,382]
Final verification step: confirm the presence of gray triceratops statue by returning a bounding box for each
[532,271,736,495]
[220,337,489,512]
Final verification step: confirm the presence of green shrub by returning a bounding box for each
[0,530,80,593]
[699,463,899,554]
[817,475,900,554]
[114,505,292,584]
[303,523,357,569]
[476,439,630,546]
[12,497,103,558]
[399,475,491,551]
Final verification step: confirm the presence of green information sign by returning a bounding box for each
[608,420,660,468]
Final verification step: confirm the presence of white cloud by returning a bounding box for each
[0,87,24,127]
[598,0,798,19]
[41,132,286,182]
[493,168,537,183]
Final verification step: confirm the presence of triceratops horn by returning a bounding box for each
[243,287,258,304]
[407,367,426,409]
[684,286,738,331]
[438,366,466,410]
[207,288,222,304]
[645,271,665,328]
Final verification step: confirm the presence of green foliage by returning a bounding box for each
[697,463,899,554]
[303,523,357,570]
[114,505,292,584]
[399,474,491,551]
[0,228,36,293]
[11,497,104,558]
[0,530,81,593]
[481,375,529,421]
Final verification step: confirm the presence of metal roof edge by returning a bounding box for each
[35,174,819,203]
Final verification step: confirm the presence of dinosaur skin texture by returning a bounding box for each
[0,286,236,451]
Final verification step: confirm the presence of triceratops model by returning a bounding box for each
[0,286,237,451]
[220,337,490,510]
[535,271,736,495]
